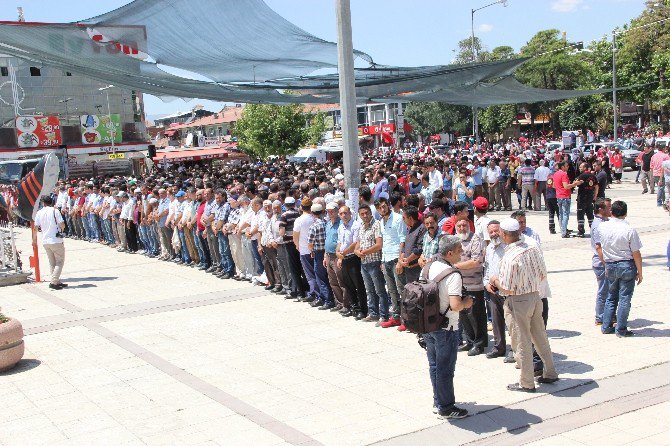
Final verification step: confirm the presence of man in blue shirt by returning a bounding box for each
[324,202,348,313]
[376,196,407,327]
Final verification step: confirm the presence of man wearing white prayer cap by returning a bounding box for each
[488,218,559,393]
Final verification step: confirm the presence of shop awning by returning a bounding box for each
[153,147,233,163]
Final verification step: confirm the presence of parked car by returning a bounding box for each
[655,137,669,149]
[622,148,641,170]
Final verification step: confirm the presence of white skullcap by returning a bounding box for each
[326,201,339,210]
[500,218,520,232]
[285,197,296,205]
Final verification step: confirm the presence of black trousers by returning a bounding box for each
[341,256,368,314]
[125,221,138,252]
[490,292,506,355]
[459,290,488,349]
[547,197,558,233]
[285,243,307,296]
[577,196,594,234]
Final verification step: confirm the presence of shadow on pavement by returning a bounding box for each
[556,360,594,374]
[628,318,662,329]
[64,276,117,283]
[547,329,581,339]
[0,358,41,376]
[452,405,543,435]
[63,283,97,289]
[548,378,598,397]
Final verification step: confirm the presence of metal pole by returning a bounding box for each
[335,0,360,211]
[612,31,618,142]
[471,9,480,144]
[106,90,116,152]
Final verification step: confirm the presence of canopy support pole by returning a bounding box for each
[612,30,618,141]
[336,0,360,211]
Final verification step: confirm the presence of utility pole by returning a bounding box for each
[335,0,360,210]
[612,30,618,141]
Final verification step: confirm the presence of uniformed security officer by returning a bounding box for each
[576,162,598,236]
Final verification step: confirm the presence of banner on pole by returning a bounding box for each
[80,114,122,144]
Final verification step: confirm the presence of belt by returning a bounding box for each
[605,259,634,264]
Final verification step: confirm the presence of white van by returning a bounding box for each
[288,148,328,163]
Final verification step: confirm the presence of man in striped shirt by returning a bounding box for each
[489,218,558,392]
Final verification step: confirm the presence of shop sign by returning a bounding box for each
[15,116,62,148]
[80,114,122,144]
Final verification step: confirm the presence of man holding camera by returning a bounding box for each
[34,195,68,290]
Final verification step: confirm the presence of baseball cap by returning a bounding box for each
[175,191,186,198]
[472,197,489,210]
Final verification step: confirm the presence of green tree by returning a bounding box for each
[234,104,326,158]
[516,29,593,132]
[404,102,471,136]
[305,111,327,146]
[616,0,670,123]
[479,104,517,136]
[490,45,516,61]
[454,36,488,64]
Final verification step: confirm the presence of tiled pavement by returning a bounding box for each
[1,178,668,446]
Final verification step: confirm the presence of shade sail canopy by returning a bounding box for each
[379,76,611,107]
[0,0,610,106]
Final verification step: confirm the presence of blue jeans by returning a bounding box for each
[89,214,100,240]
[667,240,670,268]
[193,228,208,266]
[424,329,458,411]
[593,266,607,324]
[217,232,235,274]
[82,213,91,239]
[656,176,665,206]
[300,253,317,298]
[178,229,191,263]
[602,260,636,334]
[557,198,571,235]
[102,219,114,244]
[250,239,264,276]
[312,250,333,304]
[361,261,390,319]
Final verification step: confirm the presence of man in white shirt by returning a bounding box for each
[426,160,443,191]
[294,198,317,301]
[34,195,67,290]
[533,160,551,211]
[485,160,501,210]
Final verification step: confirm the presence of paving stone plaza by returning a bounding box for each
[1,178,669,446]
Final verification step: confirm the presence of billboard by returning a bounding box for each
[80,114,122,144]
[15,116,62,148]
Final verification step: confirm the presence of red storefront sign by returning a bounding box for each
[15,116,62,148]
[358,123,396,135]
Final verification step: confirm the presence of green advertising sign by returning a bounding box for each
[80,114,122,145]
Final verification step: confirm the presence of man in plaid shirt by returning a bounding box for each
[355,205,390,324]
[308,204,335,310]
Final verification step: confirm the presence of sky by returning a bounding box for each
[0,0,647,118]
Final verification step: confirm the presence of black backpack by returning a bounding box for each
[400,260,460,334]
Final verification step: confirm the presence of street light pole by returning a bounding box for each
[470,0,508,145]
[99,85,116,152]
[335,0,361,209]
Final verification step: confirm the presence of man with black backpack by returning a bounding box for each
[422,235,474,419]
